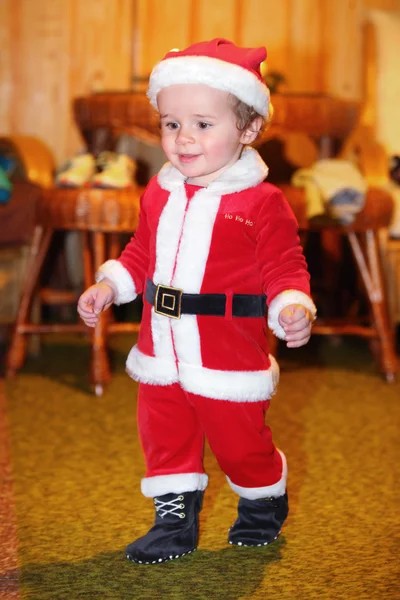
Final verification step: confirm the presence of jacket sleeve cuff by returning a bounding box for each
[268,290,317,339]
[95,259,137,305]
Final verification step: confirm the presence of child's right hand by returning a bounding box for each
[77,281,116,327]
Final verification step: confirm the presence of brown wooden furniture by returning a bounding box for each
[73,90,360,153]
[0,182,40,327]
[261,22,397,381]
[6,187,143,395]
[384,237,400,328]
[0,137,53,336]
[277,183,396,381]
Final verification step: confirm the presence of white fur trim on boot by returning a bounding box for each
[226,451,287,500]
[141,473,209,498]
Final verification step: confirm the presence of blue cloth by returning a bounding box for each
[0,165,13,205]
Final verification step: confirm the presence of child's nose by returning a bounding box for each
[176,126,194,144]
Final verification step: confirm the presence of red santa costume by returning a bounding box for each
[96,39,316,564]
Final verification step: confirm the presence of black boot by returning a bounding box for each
[126,490,204,564]
[228,492,289,547]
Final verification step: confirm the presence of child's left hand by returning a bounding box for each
[278,304,314,348]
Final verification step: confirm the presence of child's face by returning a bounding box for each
[158,84,250,186]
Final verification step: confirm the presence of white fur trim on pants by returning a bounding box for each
[226,451,287,500]
[268,290,317,340]
[141,472,209,498]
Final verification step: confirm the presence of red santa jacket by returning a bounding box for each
[97,148,316,401]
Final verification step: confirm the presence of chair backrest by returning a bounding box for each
[0,136,56,189]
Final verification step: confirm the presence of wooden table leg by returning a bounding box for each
[347,230,397,381]
[90,231,111,395]
[6,225,53,377]
[82,230,93,289]
[109,232,121,260]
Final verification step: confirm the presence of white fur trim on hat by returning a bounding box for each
[95,259,137,305]
[268,290,317,340]
[226,450,287,499]
[148,55,270,117]
[141,472,209,498]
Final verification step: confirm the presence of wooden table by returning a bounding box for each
[6,187,143,395]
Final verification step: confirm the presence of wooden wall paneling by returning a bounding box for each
[321,0,363,100]
[0,0,13,134]
[363,0,400,9]
[69,0,134,94]
[192,0,238,42]
[0,0,135,165]
[12,0,71,166]
[288,0,324,92]
[133,0,193,79]
[240,0,290,80]
[66,0,135,158]
[132,0,149,88]
[3,0,395,166]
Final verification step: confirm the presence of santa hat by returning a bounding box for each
[147,38,270,117]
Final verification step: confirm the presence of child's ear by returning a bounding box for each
[240,116,263,144]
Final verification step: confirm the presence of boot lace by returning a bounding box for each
[154,495,185,519]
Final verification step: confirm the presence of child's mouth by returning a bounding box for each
[178,154,200,164]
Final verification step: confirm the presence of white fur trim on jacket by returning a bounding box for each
[95,259,137,305]
[126,346,280,401]
[268,290,317,340]
[126,345,179,385]
[227,451,287,500]
[158,147,268,195]
[147,55,270,117]
[141,472,209,498]
[179,355,280,401]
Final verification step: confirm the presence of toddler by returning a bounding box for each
[78,38,316,565]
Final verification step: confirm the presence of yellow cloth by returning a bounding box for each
[291,159,367,219]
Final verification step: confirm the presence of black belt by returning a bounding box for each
[145,279,266,319]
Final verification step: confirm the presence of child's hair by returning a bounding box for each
[229,95,274,135]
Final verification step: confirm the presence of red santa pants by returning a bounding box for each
[137,382,285,499]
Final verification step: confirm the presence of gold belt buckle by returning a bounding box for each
[154,284,183,319]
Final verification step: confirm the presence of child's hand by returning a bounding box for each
[278,304,313,348]
[77,281,116,328]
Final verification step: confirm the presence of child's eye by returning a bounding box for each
[163,121,179,130]
[198,122,211,130]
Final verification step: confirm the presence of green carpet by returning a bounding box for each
[4,335,400,599]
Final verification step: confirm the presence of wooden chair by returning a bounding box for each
[0,182,40,328]
[256,22,397,381]
[6,186,143,395]
[0,137,53,345]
